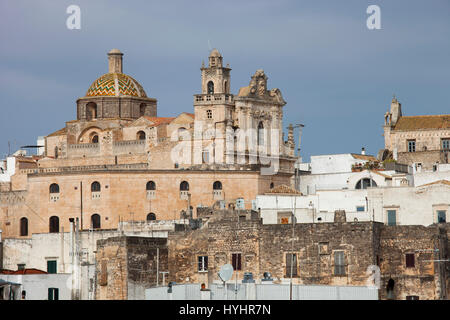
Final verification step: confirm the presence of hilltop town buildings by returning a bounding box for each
[0,49,449,300]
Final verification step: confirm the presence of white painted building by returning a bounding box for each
[299,153,413,195]
[1,219,188,300]
[0,273,71,300]
[256,180,449,226]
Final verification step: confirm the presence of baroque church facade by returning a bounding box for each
[0,49,297,238]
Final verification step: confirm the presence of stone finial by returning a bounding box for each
[108,49,123,73]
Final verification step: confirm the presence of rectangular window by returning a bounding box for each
[408,140,416,152]
[47,260,57,274]
[406,253,415,268]
[285,253,298,276]
[48,288,59,301]
[334,251,345,276]
[387,210,397,226]
[356,206,365,212]
[437,210,446,223]
[198,256,208,272]
[17,264,25,271]
[442,139,450,150]
[232,253,242,271]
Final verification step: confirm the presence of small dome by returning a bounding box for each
[210,48,221,57]
[86,73,147,98]
[109,48,122,54]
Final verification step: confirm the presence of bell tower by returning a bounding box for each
[194,49,234,123]
[200,49,231,94]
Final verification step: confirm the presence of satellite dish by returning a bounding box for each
[218,264,234,282]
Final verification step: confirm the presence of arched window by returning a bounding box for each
[49,183,60,194]
[91,181,101,192]
[257,122,264,146]
[224,80,228,93]
[86,102,97,120]
[20,217,28,236]
[270,182,274,189]
[137,131,146,140]
[213,181,222,190]
[355,178,377,189]
[139,103,146,117]
[146,181,156,190]
[178,127,187,141]
[49,216,59,233]
[91,214,101,229]
[207,81,214,94]
[147,213,156,221]
[206,109,212,119]
[180,181,189,191]
[91,134,99,143]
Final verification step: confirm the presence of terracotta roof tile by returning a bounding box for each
[47,127,67,137]
[1,268,47,275]
[393,115,450,131]
[351,154,377,161]
[141,116,175,126]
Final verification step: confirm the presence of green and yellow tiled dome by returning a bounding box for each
[86,73,147,98]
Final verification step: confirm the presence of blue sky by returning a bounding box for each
[0,0,449,161]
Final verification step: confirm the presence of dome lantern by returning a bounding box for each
[108,48,123,73]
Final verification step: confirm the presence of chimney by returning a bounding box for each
[361,147,366,155]
[108,49,123,73]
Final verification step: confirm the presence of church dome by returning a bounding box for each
[85,72,147,98]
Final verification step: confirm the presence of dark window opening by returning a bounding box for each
[286,253,298,276]
[355,178,377,189]
[91,135,99,143]
[49,216,59,233]
[49,183,60,194]
[146,181,156,191]
[137,131,146,140]
[232,253,242,271]
[198,256,208,272]
[213,181,222,190]
[180,181,189,191]
[20,217,28,236]
[91,214,101,229]
[406,253,415,268]
[47,260,57,274]
[207,81,214,94]
[48,288,59,300]
[91,181,101,192]
[147,213,156,221]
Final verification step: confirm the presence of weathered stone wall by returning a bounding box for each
[378,224,449,300]
[167,212,448,300]
[95,237,128,300]
[95,236,167,300]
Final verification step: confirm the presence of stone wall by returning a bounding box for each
[167,211,449,300]
[95,236,167,300]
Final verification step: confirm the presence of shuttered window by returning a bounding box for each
[232,253,242,271]
[47,260,57,274]
[48,288,59,300]
[285,253,298,276]
[387,210,396,226]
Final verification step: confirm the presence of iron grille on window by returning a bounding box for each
[334,251,345,276]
